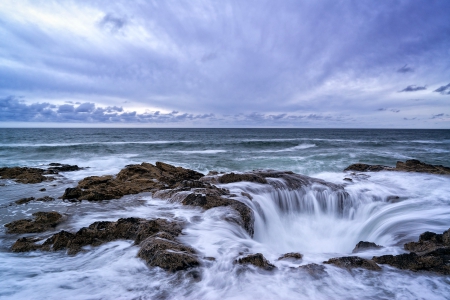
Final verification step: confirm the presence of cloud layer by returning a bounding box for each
[0,0,449,127]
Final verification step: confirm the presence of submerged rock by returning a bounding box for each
[352,241,383,253]
[236,253,276,270]
[344,159,450,175]
[373,228,450,275]
[5,211,63,233]
[0,167,51,183]
[15,197,35,205]
[298,263,327,278]
[278,252,303,261]
[324,256,381,271]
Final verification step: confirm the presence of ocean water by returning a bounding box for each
[1,128,450,299]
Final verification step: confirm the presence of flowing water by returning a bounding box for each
[1,128,450,299]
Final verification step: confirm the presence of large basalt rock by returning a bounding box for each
[182,193,254,236]
[352,241,383,253]
[404,229,450,254]
[345,160,450,175]
[11,217,199,272]
[0,167,51,183]
[324,256,381,271]
[298,263,327,278]
[4,211,63,233]
[62,162,204,201]
[236,253,276,270]
[373,228,450,275]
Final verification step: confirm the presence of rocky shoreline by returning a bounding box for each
[2,159,450,275]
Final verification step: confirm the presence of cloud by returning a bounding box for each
[98,13,127,33]
[434,83,450,95]
[397,65,414,73]
[1,1,450,127]
[399,85,427,92]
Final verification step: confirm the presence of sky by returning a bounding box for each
[0,0,449,128]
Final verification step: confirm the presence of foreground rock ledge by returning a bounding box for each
[10,217,200,272]
[373,228,450,275]
[324,256,381,271]
[344,159,450,175]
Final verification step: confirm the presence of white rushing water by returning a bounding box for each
[1,168,450,299]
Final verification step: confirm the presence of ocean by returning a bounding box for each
[1,128,450,299]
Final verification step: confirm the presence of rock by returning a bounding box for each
[219,173,267,184]
[372,252,448,274]
[48,164,81,172]
[352,241,383,253]
[11,237,42,252]
[0,167,52,183]
[12,217,199,272]
[138,236,200,272]
[343,178,353,182]
[324,256,381,271]
[39,188,46,191]
[373,228,450,275]
[241,192,253,200]
[15,197,35,205]
[36,196,55,202]
[344,160,450,175]
[4,211,63,233]
[39,217,182,254]
[278,252,303,260]
[182,193,254,236]
[298,263,327,278]
[236,253,276,270]
[395,159,450,175]
[62,162,204,201]
[344,164,393,172]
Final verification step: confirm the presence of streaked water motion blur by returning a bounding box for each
[1,128,449,299]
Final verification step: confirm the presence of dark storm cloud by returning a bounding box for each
[434,83,450,95]
[397,65,414,73]
[399,85,427,92]
[1,0,450,127]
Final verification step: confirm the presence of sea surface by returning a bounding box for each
[1,128,450,299]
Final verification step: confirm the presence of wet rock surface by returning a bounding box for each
[352,241,383,253]
[62,162,204,201]
[5,211,63,233]
[138,235,200,272]
[0,164,83,184]
[373,228,450,275]
[298,263,327,278]
[11,217,200,272]
[0,167,50,183]
[278,252,303,260]
[236,253,276,270]
[345,159,450,175]
[324,256,381,271]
